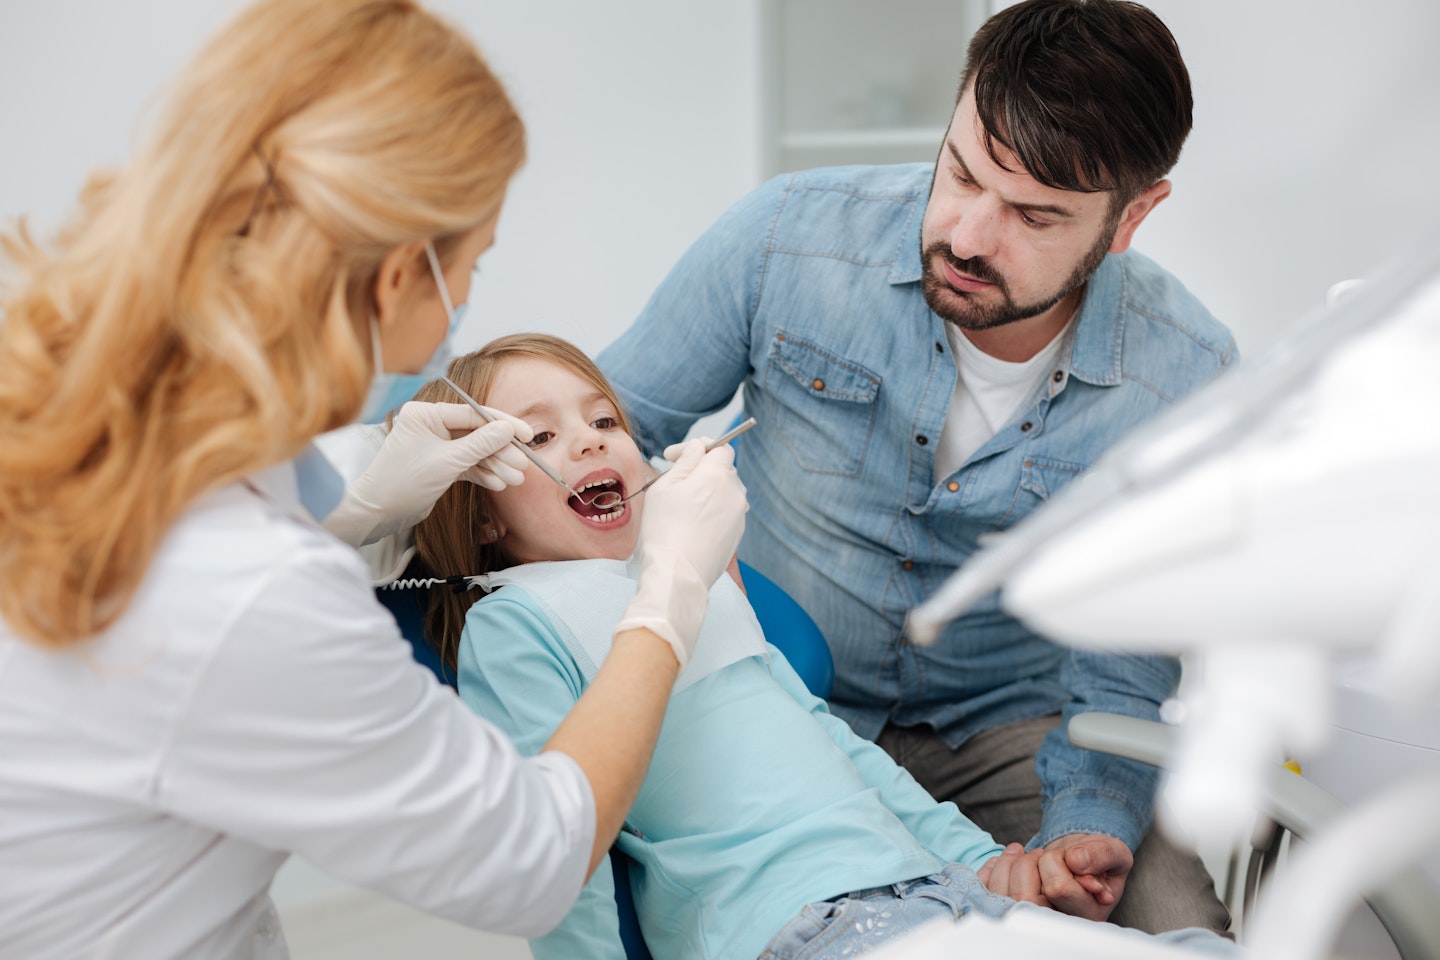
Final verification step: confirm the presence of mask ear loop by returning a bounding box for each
[424,241,459,329]
[368,312,386,378]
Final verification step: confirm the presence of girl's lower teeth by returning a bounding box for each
[588,505,624,523]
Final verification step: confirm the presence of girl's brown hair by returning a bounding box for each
[0,0,525,647]
[408,334,634,673]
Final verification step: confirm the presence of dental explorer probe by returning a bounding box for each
[439,374,584,499]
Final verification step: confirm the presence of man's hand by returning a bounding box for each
[977,833,1133,922]
[1041,833,1133,921]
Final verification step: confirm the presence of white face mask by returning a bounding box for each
[357,241,468,423]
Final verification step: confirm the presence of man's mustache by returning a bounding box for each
[923,241,1005,288]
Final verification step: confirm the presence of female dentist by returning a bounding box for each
[0,1,745,957]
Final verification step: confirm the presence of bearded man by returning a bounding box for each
[598,0,1236,937]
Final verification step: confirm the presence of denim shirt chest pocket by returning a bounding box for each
[1005,454,1090,527]
[762,332,881,477]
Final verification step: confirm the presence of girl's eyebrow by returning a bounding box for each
[513,399,553,421]
[513,392,608,421]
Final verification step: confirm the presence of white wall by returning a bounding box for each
[1136,0,1440,351]
[0,0,762,361]
[4,1,1437,358]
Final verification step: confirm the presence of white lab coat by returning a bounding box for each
[0,459,595,959]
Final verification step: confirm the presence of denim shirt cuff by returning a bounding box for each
[1031,787,1149,852]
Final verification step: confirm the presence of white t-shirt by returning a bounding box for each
[0,459,594,959]
[934,320,1071,482]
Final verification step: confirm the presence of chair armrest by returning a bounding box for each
[1066,711,1176,769]
[1067,712,1349,837]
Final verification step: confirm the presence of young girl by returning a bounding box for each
[407,335,1233,960]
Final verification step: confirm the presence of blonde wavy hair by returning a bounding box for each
[0,0,525,647]
[408,335,635,673]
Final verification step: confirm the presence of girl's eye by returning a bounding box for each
[593,416,619,430]
[526,430,553,448]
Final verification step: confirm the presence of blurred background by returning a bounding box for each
[6,0,1440,361]
[4,0,1438,955]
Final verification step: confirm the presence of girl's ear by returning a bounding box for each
[478,516,503,544]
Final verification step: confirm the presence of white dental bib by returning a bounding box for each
[478,559,768,693]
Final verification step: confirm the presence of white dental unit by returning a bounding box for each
[894,240,1440,960]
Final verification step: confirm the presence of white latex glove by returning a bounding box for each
[614,438,748,667]
[322,400,533,548]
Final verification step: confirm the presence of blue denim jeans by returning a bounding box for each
[759,864,1237,959]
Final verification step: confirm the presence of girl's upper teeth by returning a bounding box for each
[578,479,615,492]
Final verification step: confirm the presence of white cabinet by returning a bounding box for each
[761,0,991,176]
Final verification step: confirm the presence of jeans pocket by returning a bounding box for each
[762,889,961,960]
[763,332,881,477]
[761,900,846,959]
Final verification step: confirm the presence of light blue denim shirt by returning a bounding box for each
[598,163,1238,850]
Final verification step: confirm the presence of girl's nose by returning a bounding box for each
[573,426,607,458]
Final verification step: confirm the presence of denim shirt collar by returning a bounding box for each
[1065,254,1126,388]
[892,208,1126,390]
[889,203,925,285]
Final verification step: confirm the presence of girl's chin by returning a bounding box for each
[592,541,639,561]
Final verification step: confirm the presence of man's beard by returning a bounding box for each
[920,227,1113,331]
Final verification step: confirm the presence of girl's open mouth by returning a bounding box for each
[567,473,627,523]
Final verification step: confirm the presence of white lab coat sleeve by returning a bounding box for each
[150,537,596,937]
[313,422,416,585]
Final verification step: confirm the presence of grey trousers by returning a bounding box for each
[877,714,1232,937]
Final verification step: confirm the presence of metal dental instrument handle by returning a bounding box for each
[587,417,757,510]
[439,374,583,499]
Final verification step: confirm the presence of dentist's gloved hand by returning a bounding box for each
[322,400,532,548]
[615,438,748,668]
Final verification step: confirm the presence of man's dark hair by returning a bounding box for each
[959,0,1192,208]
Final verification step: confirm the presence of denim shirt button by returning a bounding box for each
[1052,369,1064,383]
[916,434,929,445]
[935,342,944,353]
[946,481,959,493]
[1020,422,1034,433]
[812,378,825,391]
[901,560,913,571]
